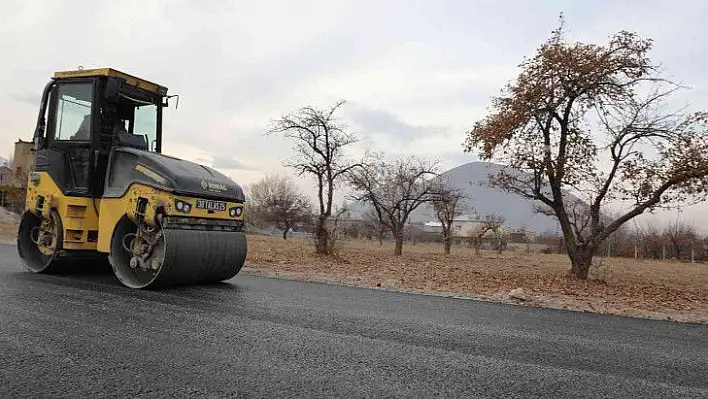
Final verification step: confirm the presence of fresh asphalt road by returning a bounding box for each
[0,243,706,398]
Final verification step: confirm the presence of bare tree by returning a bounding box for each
[462,15,708,279]
[267,100,363,254]
[431,181,468,254]
[361,205,386,245]
[663,218,697,260]
[468,214,505,255]
[248,173,313,239]
[348,154,440,255]
[488,215,508,254]
[316,201,351,256]
[635,220,665,260]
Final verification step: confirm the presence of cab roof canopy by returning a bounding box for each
[53,67,168,96]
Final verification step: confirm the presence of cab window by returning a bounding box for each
[53,83,93,141]
[132,104,158,152]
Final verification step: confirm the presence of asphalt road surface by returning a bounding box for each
[0,243,707,398]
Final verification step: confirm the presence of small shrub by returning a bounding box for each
[541,246,554,254]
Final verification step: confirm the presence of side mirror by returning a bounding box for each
[105,77,124,102]
[164,94,179,109]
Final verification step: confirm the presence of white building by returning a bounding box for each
[423,214,508,238]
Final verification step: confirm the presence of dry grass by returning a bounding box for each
[244,234,708,324]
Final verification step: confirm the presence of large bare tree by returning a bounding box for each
[247,173,313,239]
[348,154,440,255]
[431,181,468,254]
[462,16,708,279]
[268,100,363,254]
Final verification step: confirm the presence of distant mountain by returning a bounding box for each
[347,162,577,234]
[413,162,567,233]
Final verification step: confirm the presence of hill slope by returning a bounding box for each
[348,162,570,234]
[412,162,565,233]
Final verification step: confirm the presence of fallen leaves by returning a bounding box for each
[245,235,708,324]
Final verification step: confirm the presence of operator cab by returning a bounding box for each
[31,68,171,197]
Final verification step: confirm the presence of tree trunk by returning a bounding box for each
[568,246,594,279]
[394,229,404,256]
[315,215,329,254]
[282,228,288,240]
[444,236,451,255]
[672,242,681,260]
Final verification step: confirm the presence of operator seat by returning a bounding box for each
[113,120,148,151]
[71,115,91,141]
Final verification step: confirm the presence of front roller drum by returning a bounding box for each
[109,217,247,289]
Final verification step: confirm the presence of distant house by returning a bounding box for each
[422,214,516,238]
[0,139,34,211]
[0,165,13,208]
[422,221,443,233]
[452,214,510,238]
[12,139,34,177]
[423,216,481,237]
[0,165,11,184]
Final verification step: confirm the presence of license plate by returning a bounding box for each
[195,199,227,211]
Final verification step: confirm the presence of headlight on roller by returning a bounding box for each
[175,199,192,214]
[229,206,243,218]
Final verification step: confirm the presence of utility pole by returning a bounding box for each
[691,242,695,264]
[634,242,638,260]
[607,240,611,258]
[663,244,666,261]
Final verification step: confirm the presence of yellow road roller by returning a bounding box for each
[16,68,247,289]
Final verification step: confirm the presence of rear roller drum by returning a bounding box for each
[108,215,247,289]
[17,209,65,274]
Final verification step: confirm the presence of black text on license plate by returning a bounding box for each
[195,199,227,211]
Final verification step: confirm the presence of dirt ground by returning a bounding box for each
[2,221,706,324]
[244,234,708,324]
[0,222,17,245]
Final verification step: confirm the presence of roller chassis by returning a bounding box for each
[18,194,248,289]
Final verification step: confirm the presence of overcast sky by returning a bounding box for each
[2,0,708,227]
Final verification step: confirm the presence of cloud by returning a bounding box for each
[345,103,450,147]
[211,155,254,171]
[343,103,476,165]
[346,104,436,139]
[2,0,708,227]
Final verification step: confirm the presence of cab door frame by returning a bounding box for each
[43,77,100,197]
